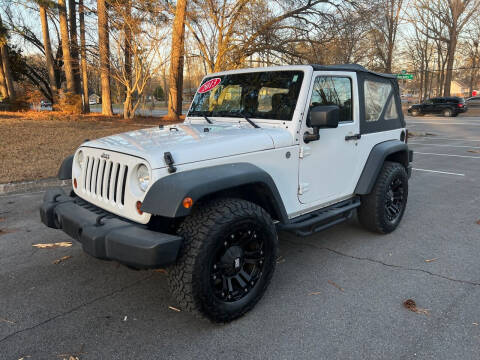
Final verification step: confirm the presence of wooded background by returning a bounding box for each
[0,0,479,119]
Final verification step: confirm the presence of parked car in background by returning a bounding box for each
[40,100,52,108]
[408,97,467,117]
[466,97,480,107]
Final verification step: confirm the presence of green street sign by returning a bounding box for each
[397,74,414,80]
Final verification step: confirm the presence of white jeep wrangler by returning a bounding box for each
[40,64,412,322]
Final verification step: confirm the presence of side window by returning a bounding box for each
[310,76,353,122]
[364,80,395,122]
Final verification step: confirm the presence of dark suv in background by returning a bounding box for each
[408,97,467,117]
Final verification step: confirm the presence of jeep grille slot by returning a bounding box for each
[81,156,129,207]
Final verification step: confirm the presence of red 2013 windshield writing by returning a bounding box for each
[197,78,221,93]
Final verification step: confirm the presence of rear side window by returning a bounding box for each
[310,76,353,122]
[364,80,397,122]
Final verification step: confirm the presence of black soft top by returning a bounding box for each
[310,64,396,79]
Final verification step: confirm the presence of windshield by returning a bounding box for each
[188,70,304,121]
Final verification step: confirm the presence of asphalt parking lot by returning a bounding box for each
[1,114,480,359]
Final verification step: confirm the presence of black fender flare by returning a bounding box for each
[141,163,288,222]
[355,140,410,195]
[58,155,74,180]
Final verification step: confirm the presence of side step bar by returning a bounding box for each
[277,197,361,237]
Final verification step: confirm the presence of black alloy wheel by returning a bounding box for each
[210,222,266,302]
[168,198,278,322]
[385,177,405,223]
[358,161,409,234]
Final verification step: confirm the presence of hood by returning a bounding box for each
[83,123,293,169]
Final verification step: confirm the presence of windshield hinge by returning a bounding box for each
[299,146,311,159]
[164,152,177,173]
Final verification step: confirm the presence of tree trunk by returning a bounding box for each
[469,42,479,96]
[79,0,89,112]
[40,4,58,105]
[443,31,457,97]
[124,0,132,106]
[58,0,75,93]
[162,65,168,107]
[0,15,14,99]
[0,48,14,99]
[0,54,8,99]
[68,0,82,94]
[123,90,132,119]
[167,0,187,121]
[97,0,113,115]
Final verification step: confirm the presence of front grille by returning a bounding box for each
[82,156,129,206]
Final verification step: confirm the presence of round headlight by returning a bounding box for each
[77,150,84,168]
[137,164,150,192]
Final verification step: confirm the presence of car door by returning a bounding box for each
[422,98,435,113]
[298,72,360,205]
[433,97,446,113]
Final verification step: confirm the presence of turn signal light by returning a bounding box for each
[73,178,78,188]
[136,201,143,215]
[182,197,193,209]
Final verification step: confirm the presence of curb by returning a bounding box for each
[0,178,71,195]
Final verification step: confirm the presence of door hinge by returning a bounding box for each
[299,146,311,159]
[298,182,310,195]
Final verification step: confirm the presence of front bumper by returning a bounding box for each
[39,188,182,268]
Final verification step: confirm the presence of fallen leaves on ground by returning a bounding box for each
[0,317,15,324]
[168,306,181,312]
[424,258,438,263]
[309,291,322,295]
[328,280,344,292]
[467,150,480,154]
[476,219,480,225]
[403,299,429,315]
[32,242,72,249]
[0,217,5,222]
[0,111,182,183]
[154,268,168,274]
[53,255,72,264]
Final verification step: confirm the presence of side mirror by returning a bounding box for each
[304,105,340,143]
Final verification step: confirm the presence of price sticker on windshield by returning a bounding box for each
[197,78,221,94]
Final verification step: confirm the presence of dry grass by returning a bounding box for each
[0,111,181,183]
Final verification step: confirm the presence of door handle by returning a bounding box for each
[345,134,361,141]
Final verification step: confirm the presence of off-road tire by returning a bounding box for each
[442,108,453,117]
[358,161,408,234]
[168,198,278,322]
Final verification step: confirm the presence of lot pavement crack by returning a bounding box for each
[0,274,154,344]
[283,239,480,287]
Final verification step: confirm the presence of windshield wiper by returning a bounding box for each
[241,113,260,128]
[203,115,213,124]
